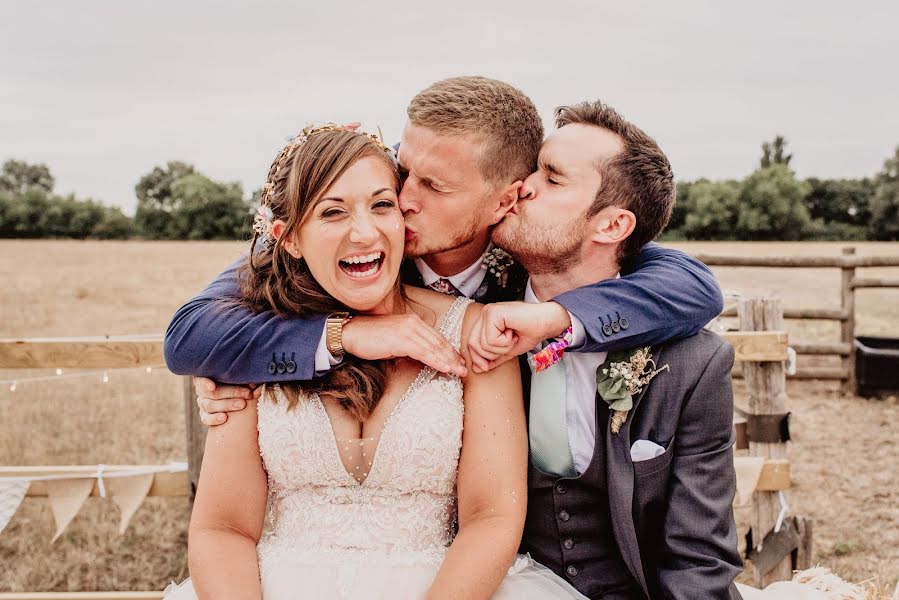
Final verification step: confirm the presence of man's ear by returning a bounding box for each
[271,219,302,259]
[590,207,636,246]
[489,180,523,226]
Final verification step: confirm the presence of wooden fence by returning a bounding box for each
[697,246,899,392]
[0,314,800,597]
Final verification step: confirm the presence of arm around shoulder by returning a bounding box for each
[163,256,327,383]
[553,243,724,353]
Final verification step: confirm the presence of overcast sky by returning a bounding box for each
[2,0,897,214]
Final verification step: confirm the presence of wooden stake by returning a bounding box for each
[739,297,793,585]
[183,376,206,499]
[841,247,857,395]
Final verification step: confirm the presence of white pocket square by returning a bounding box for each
[630,439,666,462]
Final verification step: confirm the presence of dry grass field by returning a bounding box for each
[1,239,897,594]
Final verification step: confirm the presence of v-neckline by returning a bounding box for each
[313,296,467,486]
[314,362,436,486]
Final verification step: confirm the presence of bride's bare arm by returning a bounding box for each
[187,398,267,600]
[426,303,528,600]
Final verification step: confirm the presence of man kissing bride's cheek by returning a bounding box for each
[163,77,765,600]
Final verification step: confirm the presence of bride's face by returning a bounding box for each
[295,155,404,312]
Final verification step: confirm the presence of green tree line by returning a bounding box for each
[666,137,899,241]
[0,159,252,240]
[2,138,898,241]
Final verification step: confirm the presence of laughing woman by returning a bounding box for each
[163,124,586,600]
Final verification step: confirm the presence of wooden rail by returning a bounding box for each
[694,253,899,268]
[702,246,899,391]
[0,594,163,600]
[0,337,164,369]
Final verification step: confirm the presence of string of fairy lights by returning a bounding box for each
[1,365,169,392]
[0,334,170,392]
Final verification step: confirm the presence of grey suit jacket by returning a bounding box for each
[522,329,743,599]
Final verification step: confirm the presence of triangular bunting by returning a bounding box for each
[106,473,153,534]
[45,478,94,542]
[0,480,30,534]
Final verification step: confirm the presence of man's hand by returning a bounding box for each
[195,377,260,426]
[342,313,468,377]
[467,301,572,373]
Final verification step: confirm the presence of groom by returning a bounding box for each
[484,101,743,599]
[166,76,724,421]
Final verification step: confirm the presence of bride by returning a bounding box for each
[164,124,586,599]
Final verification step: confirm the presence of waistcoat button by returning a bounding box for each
[555,483,567,494]
[558,510,570,522]
[563,538,574,550]
[566,565,578,577]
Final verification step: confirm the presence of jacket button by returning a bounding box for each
[602,324,613,336]
[555,483,567,494]
[566,565,578,577]
[611,320,621,333]
[558,510,570,522]
[619,317,629,330]
[285,361,297,374]
[267,362,276,375]
[276,361,286,374]
[563,538,574,550]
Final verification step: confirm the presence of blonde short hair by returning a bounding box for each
[407,76,543,187]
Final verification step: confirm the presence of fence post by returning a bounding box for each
[739,297,793,585]
[183,376,207,499]
[840,247,857,394]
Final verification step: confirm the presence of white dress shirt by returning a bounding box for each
[525,279,606,475]
[414,245,490,298]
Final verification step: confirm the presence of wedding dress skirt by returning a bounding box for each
[164,551,586,599]
[164,299,585,600]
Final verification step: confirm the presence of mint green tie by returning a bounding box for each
[529,357,576,477]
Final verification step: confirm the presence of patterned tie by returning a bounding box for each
[528,356,576,477]
[428,278,462,297]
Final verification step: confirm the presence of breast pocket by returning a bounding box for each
[632,437,675,478]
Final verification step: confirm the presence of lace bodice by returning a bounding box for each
[256,297,472,568]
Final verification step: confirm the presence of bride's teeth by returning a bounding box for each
[341,252,382,265]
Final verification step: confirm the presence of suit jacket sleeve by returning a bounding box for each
[657,340,743,599]
[163,257,327,383]
[552,242,723,353]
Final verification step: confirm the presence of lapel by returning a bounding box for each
[476,260,528,304]
[602,343,664,598]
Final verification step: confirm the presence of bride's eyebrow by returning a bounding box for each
[317,188,394,205]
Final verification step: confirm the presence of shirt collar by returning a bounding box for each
[414,242,491,299]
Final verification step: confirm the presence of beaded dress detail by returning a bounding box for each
[165,297,586,599]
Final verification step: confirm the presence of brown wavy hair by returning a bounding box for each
[240,127,400,420]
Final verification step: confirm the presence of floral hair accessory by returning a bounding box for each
[253,203,274,242]
[481,247,515,289]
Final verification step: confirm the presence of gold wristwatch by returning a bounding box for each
[326,312,353,356]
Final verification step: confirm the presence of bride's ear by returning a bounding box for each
[272,219,302,259]
[489,180,523,226]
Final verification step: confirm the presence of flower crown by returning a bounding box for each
[252,122,397,243]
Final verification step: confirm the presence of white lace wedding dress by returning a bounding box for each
[165,297,586,599]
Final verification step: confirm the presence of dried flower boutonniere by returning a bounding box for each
[481,247,515,289]
[596,347,669,434]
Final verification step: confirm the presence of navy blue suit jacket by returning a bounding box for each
[163,243,723,384]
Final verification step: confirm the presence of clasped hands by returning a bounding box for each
[195,301,571,425]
